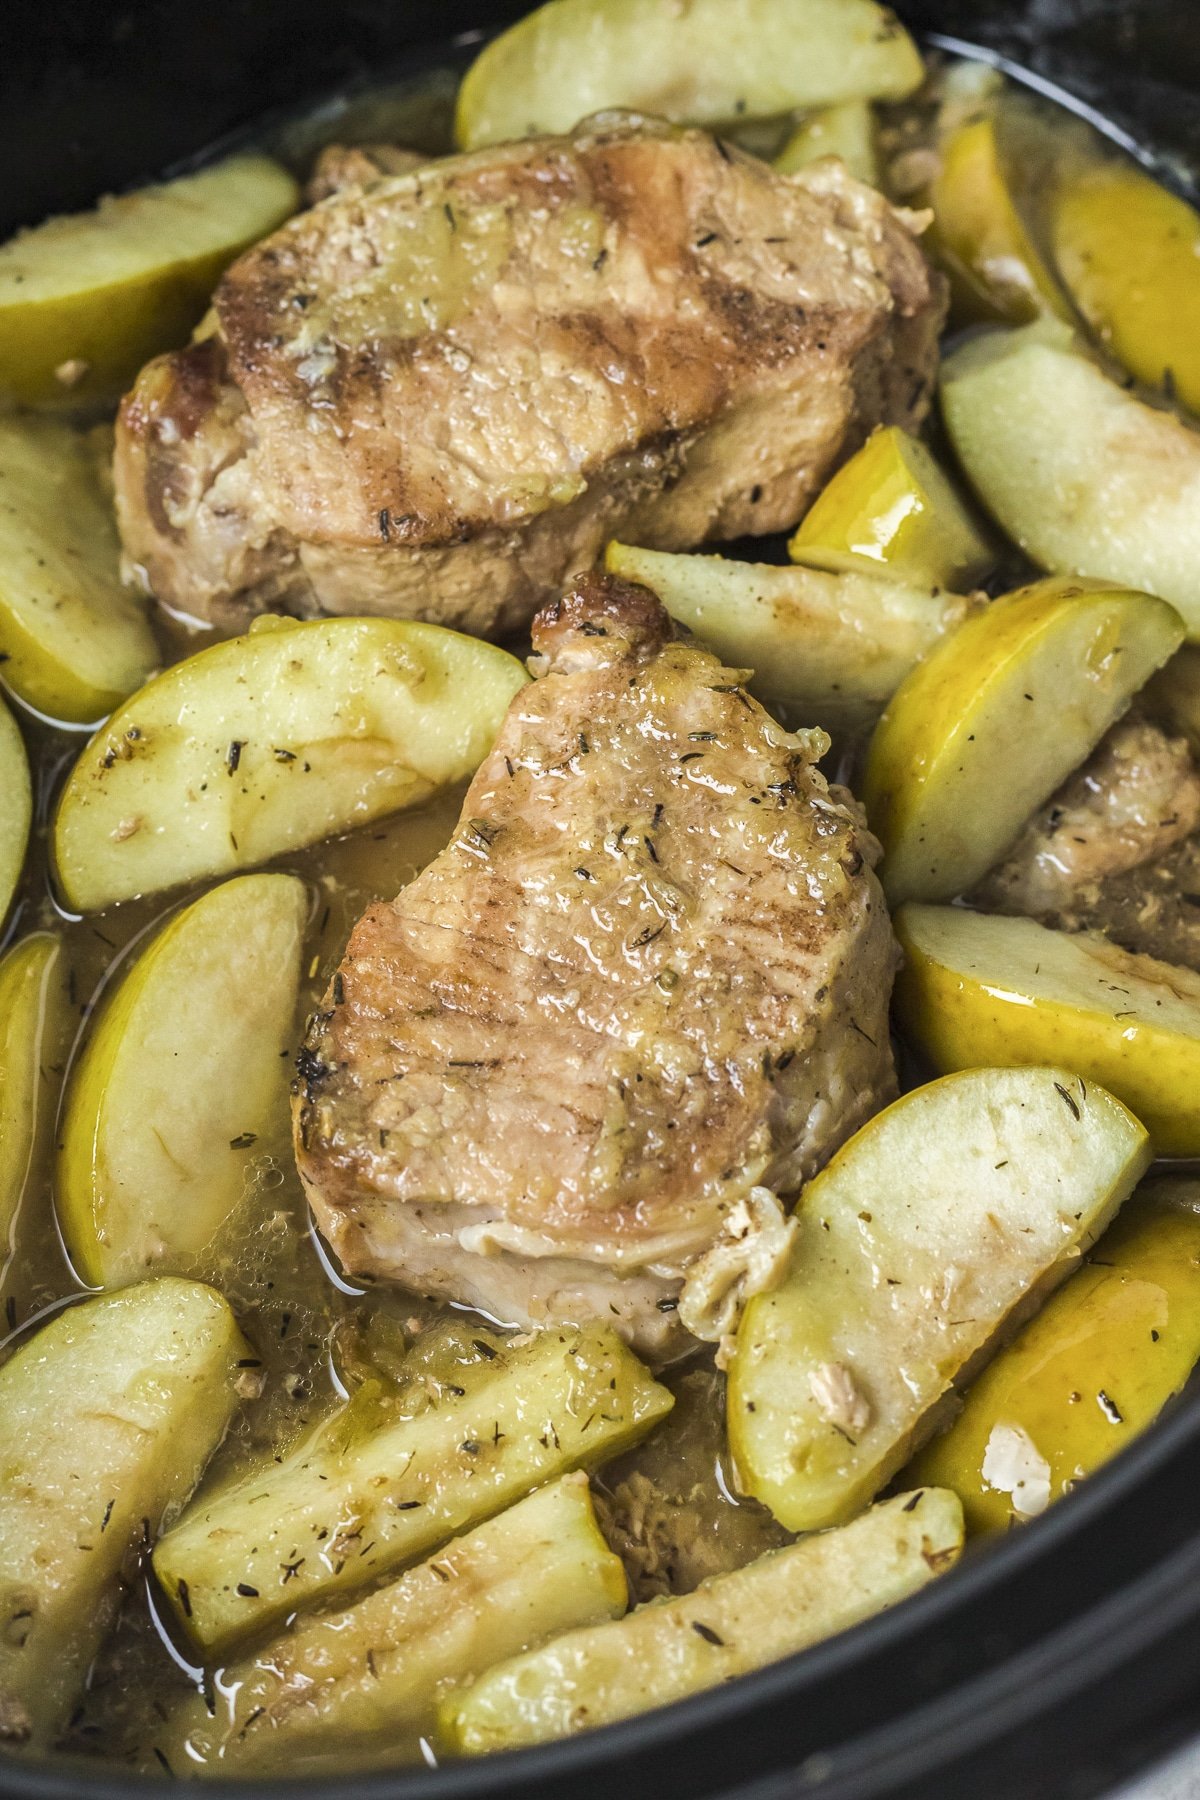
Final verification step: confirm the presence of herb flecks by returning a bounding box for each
[1054,1081,1082,1121]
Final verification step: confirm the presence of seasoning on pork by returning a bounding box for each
[116,114,944,634]
[294,574,898,1358]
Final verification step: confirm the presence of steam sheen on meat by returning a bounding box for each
[115,114,944,635]
[294,575,898,1359]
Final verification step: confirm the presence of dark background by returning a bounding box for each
[2,0,1200,237]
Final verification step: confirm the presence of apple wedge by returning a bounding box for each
[726,1066,1149,1533]
[57,874,306,1288]
[1053,162,1200,417]
[788,425,993,590]
[940,323,1200,637]
[605,540,973,732]
[0,155,297,408]
[156,1476,627,1775]
[908,1181,1200,1533]
[928,116,1069,326]
[455,0,923,150]
[0,1279,244,1746]
[0,416,158,724]
[442,1487,962,1754]
[862,578,1183,906]
[154,1324,671,1654]
[775,101,878,184]
[0,698,30,923]
[52,615,528,912]
[0,934,71,1254]
[894,902,1200,1156]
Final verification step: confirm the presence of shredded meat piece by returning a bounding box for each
[304,143,427,205]
[975,716,1200,920]
[594,1366,791,1602]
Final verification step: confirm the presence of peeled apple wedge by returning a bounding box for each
[154,1324,671,1653]
[0,698,30,923]
[775,100,878,184]
[908,1182,1200,1533]
[940,324,1200,638]
[443,1487,962,1753]
[0,416,158,724]
[862,578,1184,906]
[158,1476,627,1775]
[52,615,528,912]
[727,1067,1149,1533]
[0,155,298,408]
[455,0,923,150]
[788,426,993,589]
[929,115,1069,325]
[0,1279,244,1746]
[894,903,1200,1157]
[57,874,306,1288]
[605,540,973,733]
[0,934,71,1254]
[1053,162,1200,417]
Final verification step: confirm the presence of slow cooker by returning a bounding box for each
[1,1,1198,1795]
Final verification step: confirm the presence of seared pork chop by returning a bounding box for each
[294,574,897,1358]
[116,115,943,635]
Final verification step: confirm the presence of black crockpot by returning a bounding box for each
[1,3,1198,1796]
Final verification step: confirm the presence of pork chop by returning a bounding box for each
[115,114,944,636]
[293,574,898,1359]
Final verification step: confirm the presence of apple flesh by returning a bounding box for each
[862,576,1183,906]
[940,323,1200,639]
[907,1181,1200,1532]
[788,424,993,590]
[57,873,307,1288]
[52,615,529,912]
[894,901,1200,1157]
[726,1065,1150,1532]
[0,698,30,923]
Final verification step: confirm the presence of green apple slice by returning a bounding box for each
[605,540,973,733]
[907,1183,1200,1533]
[57,873,306,1287]
[788,425,993,589]
[0,1278,244,1746]
[862,577,1184,906]
[928,116,1070,327]
[52,615,528,912]
[0,697,30,922]
[455,0,923,150]
[894,902,1200,1157]
[0,416,158,724]
[1053,162,1200,418]
[774,100,879,184]
[726,1066,1150,1532]
[940,323,1200,637]
[157,1475,627,1774]
[154,1324,671,1653]
[0,155,297,409]
[442,1487,962,1753]
[0,933,71,1255]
